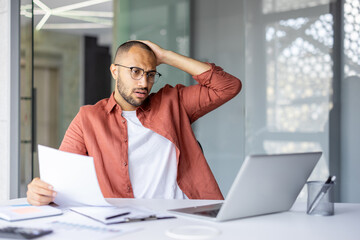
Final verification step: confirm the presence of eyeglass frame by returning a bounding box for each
[114,64,162,83]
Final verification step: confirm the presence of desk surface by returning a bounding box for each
[1,198,360,240]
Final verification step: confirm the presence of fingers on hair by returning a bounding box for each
[114,40,154,62]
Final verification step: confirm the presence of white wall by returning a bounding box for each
[0,0,11,201]
[341,76,360,202]
[0,0,19,201]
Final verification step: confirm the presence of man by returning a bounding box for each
[27,40,242,206]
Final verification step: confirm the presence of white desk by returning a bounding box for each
[1,198,360,240]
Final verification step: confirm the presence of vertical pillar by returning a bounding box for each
[330,0,343,202]
[0,0,20,200]
[10,0,20,200]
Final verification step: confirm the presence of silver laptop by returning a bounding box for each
[169,152,322,221]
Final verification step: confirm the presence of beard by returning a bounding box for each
[116,77,148,108]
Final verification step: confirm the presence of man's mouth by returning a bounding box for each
[133,89,148,98]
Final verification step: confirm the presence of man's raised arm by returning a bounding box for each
[139,40,211,76]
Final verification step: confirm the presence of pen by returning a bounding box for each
[124,215,157,222]
[124,215,176,222]
[105,212,130,220]
[307,176,336,214]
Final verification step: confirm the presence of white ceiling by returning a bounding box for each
[21,0,113,46]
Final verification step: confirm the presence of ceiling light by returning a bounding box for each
[42,23,111,30]
[36,12,51,31]
[33,0,50,12]
[30,0,113,31]
[20,4,32,18]
[52,14,112,26]
[52,0,112,13]
[33,0,51,30]
[58,10,113,18]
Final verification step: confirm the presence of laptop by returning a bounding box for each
[169,152,322,221]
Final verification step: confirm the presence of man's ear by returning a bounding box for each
[110,64,118,79]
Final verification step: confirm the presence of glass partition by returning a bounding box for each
[113,0,191,92]
[19,0,113,197]
[245,0,335,199]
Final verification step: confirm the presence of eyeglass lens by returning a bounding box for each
[130,67,158,82]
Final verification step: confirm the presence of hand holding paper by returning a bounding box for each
[27,177,56,206]
[38,145,111,207]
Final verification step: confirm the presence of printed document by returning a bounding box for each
[38,145,111,207]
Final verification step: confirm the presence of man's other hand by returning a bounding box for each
[26,177,56,206]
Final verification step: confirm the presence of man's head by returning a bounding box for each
[110,41,158,111]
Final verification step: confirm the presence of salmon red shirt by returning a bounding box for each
[59,63,242,200]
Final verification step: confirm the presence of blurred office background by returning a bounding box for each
[1,0,359,203]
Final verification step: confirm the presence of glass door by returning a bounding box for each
[20,0,34,197]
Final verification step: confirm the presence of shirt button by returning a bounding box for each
[127,186,130,192]
[124,139,127,142]
[122,120,126,123]
[123,162,127,166]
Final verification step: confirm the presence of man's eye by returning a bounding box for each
[132,68,141,74]
[148,72,156,78]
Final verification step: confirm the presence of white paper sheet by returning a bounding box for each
[38,145,111,207]
[70,206,154,224]
[48,210,141,239]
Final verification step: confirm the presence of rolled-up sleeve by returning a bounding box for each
[59,110,87,155]
[180,63,242,123]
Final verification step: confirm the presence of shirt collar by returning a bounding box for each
[105,92,118,114]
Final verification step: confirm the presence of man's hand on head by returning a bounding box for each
[26,177,56,206]
[137,40,210,76]
[137,40,168,66]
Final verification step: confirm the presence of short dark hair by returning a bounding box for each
[114,41,155,62]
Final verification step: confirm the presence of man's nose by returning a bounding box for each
[137,74,148,87]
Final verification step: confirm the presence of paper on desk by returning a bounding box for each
[38,145,111,207]
[70,206,175,225]
[49,210,141,239]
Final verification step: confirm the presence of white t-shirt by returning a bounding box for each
[122,111,187,199]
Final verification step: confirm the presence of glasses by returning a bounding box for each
[114,64,161,83]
